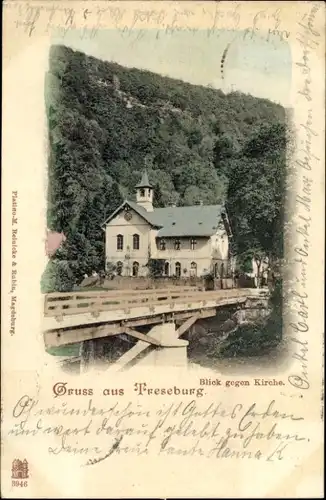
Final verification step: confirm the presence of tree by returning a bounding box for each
[45,45,286,292]
[213,133,237,176]
[153,183,165,208]
[226,123,286,281]
[103,181,124,219]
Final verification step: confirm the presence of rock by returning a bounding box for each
[80,276,99,288]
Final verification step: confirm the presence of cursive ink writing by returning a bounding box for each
[289,2,321,392]
[296,4,321,102]
[238,400,304,432]
[83,436,123,466]
[7,396,308,466]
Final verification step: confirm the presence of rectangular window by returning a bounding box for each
[175,239,181,250]
[133,234,140,250]
[190,238,197,250]
[159,239,166,251]
[117,234,123,250]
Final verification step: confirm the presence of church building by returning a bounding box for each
[102,171,232,278]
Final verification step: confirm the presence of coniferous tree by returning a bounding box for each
[104,181,124,219]
[45,44,286,291]
[153,183,164,208]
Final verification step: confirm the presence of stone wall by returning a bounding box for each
[101,276,240,291]
[102,276,204,290]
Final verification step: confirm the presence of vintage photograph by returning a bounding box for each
[2,2,324,498]
[41,27,289,374]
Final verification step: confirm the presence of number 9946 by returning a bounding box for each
[12,480,28,487]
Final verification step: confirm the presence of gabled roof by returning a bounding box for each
[101,200,161,228]
[150,205,226,237]
[135,170,152,188]
[102,199,231,238]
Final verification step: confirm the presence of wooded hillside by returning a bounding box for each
[43,44,286,289]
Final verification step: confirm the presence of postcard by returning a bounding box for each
[1,0,325,498]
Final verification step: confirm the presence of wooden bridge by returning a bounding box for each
[43,286,269,371]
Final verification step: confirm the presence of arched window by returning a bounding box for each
[133,234,140,250]
[220,235,227,257]
[164,261,170,276]
[140,188,145,197]
[116,234,123,250]
[214,262,219,278]
[132,261,139,277]
[175,262,181,278]
[220,263,225,278]
[190,261,197,276]
[116,261,123,276]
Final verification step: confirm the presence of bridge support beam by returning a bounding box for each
[108,322,189,372]
[139,322,189,368]
[79,339,97,374]
[176,312,200,338]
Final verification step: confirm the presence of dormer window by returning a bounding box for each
[190,238,197,250]
[159,239,166,251]
[175,239,181,250]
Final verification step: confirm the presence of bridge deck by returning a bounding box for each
[43,287,264,332]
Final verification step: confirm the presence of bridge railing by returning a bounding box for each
[44,287,256,318]
[45,287,199,317]
[45,286,198,300]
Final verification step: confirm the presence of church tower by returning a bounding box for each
[135,170,153,211]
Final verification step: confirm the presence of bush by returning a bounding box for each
[41,259,75,293]
[147,259,166,278]
[216,280,283,358]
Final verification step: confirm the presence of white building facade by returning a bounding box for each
[103,172,232,278]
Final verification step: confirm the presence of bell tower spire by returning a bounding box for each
[135,170,153,211]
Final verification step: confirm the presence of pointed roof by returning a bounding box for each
[101,200,162,228]
[135,170,152,189]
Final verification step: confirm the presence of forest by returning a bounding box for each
[42,44,287,291]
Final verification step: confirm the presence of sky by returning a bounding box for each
[51,28,292,107]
